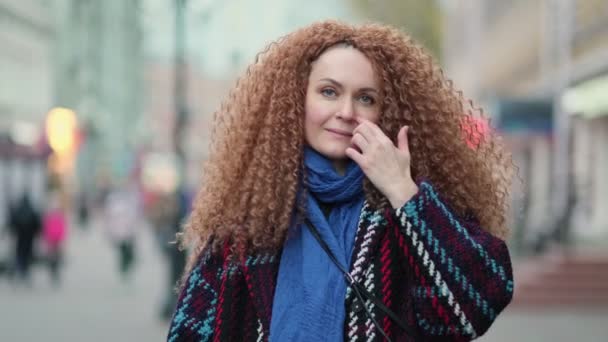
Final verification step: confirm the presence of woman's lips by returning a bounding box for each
[326,128,353,138]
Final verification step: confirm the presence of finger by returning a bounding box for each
[351,133,370,153]
[345,147,365,168]
[353,120,379,142]
[355,117,385,139]
[398,126,410,154]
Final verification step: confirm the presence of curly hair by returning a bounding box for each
[181,20,514,266]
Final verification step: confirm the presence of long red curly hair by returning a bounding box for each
[182,20,514,266]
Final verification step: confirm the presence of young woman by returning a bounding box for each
[168,20,514,342]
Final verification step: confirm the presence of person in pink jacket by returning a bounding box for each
[42,193,68,286]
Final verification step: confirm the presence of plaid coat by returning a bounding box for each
[168,182,513,341]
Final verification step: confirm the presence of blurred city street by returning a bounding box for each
[0,215,170,342]
[2,0,608,341]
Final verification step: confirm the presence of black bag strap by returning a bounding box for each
[304,217,418,341]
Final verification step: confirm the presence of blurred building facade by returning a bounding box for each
[141,0,362,87]
[442,0,608,250]
[0,0,52,223]
[0,0,53,133]
[140,62,232,191]
[53,0,144,193]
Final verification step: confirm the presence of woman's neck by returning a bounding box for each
[332,160,347,176]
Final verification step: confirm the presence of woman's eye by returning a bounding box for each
[321,88,337,97]
[360,95,375,105]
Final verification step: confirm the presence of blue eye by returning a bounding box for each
[321,88,337,97]
[360,95,375,105]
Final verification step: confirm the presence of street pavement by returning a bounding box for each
[480,307,608,341]
[0,216,170,342]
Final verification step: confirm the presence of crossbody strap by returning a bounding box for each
[304,217,419,341]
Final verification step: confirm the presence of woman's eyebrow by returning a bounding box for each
[318,78,378,93]
[318,78,343,89]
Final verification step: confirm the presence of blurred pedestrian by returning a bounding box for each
[168,21,515,341]
[41,191,68,287]
[104,183,140,283]
[77,192,90,230]
[148,188,189,320]
[0,216,11,279]
[8,193,41,286]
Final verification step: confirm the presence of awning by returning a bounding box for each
[563,74,608,118]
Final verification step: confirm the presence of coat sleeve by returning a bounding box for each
[167,246,223,342]
[385,181,514,341]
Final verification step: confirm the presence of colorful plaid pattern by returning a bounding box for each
[168,181,513,341]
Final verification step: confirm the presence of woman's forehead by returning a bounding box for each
[309,47,380,89]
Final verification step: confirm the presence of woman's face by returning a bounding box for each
[304,46,381,163]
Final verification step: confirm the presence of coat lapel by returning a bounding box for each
[348,201,387,283]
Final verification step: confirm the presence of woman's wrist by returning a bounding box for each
[387,180,419,209]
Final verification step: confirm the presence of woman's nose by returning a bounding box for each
[336,99,355,120]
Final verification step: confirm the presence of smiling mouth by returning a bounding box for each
[326,128,353,137]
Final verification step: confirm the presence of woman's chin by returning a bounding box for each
[318,148,349,161]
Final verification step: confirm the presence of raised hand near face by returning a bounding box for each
[346,118,419,208]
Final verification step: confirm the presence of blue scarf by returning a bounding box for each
[270,147,366,341]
